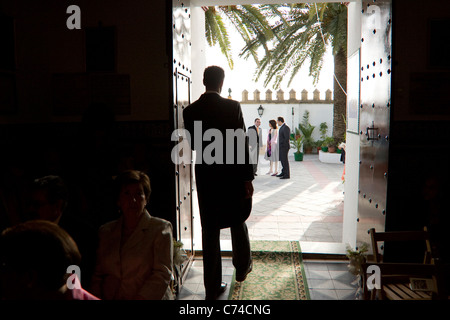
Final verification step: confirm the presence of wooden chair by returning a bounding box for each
[369,227,433,264]
[361,262,448,300]
[363,227,446,300]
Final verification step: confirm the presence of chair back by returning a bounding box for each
[369,227,432,264]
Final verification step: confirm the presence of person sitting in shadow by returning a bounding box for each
[90,170,175,300]
[0,220,99,300]
[26,175,98,290]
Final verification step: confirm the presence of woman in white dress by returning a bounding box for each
[264,120,280,176]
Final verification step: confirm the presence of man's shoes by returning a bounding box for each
[205,282,227,300]
[280,176,290,179]
[276,173,284,177]
[236,262,253,282]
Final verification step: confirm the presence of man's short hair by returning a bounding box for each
[32,175,69,211]
[277,117,285,123]
[203,66,225,89]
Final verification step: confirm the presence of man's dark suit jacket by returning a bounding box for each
[183,92,254,229]
[278,123,291,150]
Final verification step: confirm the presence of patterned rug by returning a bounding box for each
[229,240,310,300]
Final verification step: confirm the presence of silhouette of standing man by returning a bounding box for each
[276,117,291,179]
[183,66,254,300]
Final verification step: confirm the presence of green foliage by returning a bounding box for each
[345,243,369,259]
[290,135,303,153]
[298,110,315,149]
[250,3,348,89]
[204,5,278,70]
[319,122,328,140]
[205,7,234,69]
[322,136,335,147]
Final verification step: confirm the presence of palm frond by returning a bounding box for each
[204,7,234,69]
[204,3,347,89]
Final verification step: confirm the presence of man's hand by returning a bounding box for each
[244,181,254,199]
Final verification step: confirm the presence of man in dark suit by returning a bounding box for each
[247,118,262,176]
[183,66,254,300]
[276,117,291,179]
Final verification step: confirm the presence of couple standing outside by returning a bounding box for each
[248,117,291,179]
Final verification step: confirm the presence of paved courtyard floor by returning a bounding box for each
[221,152,345,243]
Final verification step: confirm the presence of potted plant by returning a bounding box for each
[319,122,328,139]
[321,136,334,152]
[346,243,369,299]
[311,140,319,154]
[316,139,324,152]
[346,243,369,275]
[324,136,336,153]
[290,134,304,161]
[328,142,337,153]
[317,122,328,152]
[298,110,315,154]
[172,240,187,295]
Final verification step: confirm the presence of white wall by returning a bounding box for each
[342,0,362,249]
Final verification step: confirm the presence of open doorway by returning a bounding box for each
[184,0,376,255]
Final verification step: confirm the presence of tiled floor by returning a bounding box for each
[304,260,360,300]
[177,258,360,300]
[177,258,234,300]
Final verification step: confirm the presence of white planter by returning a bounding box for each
[319,150,342,164]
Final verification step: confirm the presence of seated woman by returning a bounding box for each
[90,170,174,300]
[0,220,98,300]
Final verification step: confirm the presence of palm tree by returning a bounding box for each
[205,3,348,143]
[204,5,278,69]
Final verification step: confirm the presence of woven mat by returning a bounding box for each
[229,240,310,300]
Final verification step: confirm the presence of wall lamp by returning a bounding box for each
[257,105,264,117]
